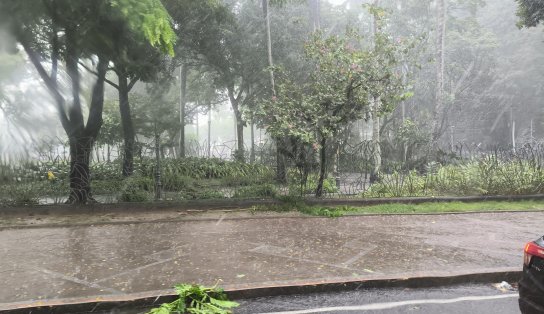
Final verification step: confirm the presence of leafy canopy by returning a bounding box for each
[257,30,413,145]
[516,0,544,28]
[111,0,176,55]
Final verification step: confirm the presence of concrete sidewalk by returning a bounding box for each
[0,211,541,310]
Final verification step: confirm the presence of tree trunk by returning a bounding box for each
[67,136,93,203]
[262,0,287,182]
[118,73,135,177]
[65,57,108,204]
[309,0,321,31]
[208,104,212,158]
[236,116,244,161]
[315,136,327,197]
[370,107,381,183]
[179,64,188,158]
[233,105,245,162]
[250,121,255,163]
[431,0,446,144]
[276,140,287,183]
[228,86,245,162]
[262,0,275,95]
[370,0,382,183]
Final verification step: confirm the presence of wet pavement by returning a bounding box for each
[0,211,541,309]
[236,283,520,314]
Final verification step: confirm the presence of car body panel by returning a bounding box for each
[519,236,544,314]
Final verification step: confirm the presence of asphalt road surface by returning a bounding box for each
[234,284,520,314]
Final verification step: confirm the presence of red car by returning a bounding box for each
[519,235,544,313]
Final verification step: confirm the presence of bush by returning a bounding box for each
[288,171,338,196]
[364,170,427,198]
[119,175,153,202]
[363,158,544,198]
[93,179,123,195]
[138,157,272,180]
[162,175,194,192]
[178,187,225,200]
[1,184,40,206]
[233,184,277,198]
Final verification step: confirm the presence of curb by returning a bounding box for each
[2,208,544,231]
[0,269,521,313]
[4,194,544,216]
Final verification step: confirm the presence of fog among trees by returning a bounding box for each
[1,0,544,202]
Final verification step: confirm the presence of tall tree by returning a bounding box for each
[0,0,175,203]
[258,31,412,196]
[162,0,232,158]
[431,0,446,144]
[81,36,167,176]
[263,0,285,177]
[370,1,382,182]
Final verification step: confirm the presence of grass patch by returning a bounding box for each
[255,200,544,217]
[342,200,544,215]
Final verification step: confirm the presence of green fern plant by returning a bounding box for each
[147,283,239,314]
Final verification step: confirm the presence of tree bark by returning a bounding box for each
[250,121,255,163]
[65,57,108,204]
[370,107,381,183]
[179,64,188,158]
[315,136,327,197]
[370,0,382,183]
[262,0,287,182]
[431,0,446,144]
[262,0,275,95]
[236,113,244,161]
[227,84,245,162]
[208,104,212,158]
[309,0,321,31]
[118,73,135,177]
[231,99,245,162]
[67,136,93,203]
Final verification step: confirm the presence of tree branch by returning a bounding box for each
[85,56,109,137]
[128,76,139,91]
[79,61,119,89]
[19,37,70,132]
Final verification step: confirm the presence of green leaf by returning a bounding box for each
[209,298,240,309]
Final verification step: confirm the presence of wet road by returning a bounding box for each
[0,211,541,308]
[236,284,520,314]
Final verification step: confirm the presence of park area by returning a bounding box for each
[1,0,544,313]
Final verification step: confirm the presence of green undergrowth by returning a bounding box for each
[147,283,238,314]
[256,200,544,217]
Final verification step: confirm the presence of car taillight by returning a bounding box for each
[524,241,544,266]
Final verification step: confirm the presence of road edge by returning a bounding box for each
[0,268,521,313]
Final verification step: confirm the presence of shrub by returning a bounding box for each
[119,175,153,202]
[233,184,277,198]
[162,175,194,192]
[1,184,40,206]
[288,171,338,196]
[178,187,225,200]
[147,283,239,314]
[139,157,272,180]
